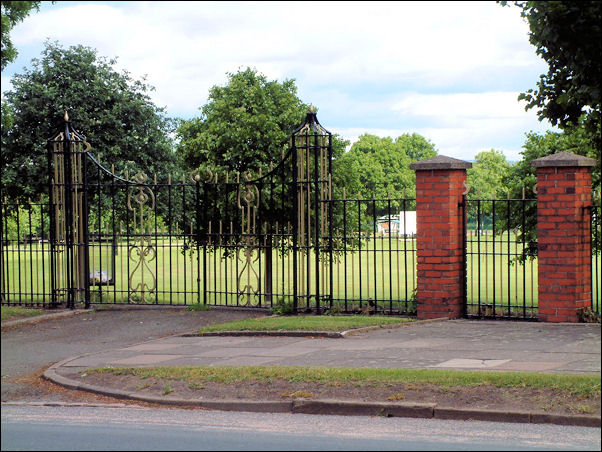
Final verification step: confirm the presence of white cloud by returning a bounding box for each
[391,92,528,121]
[3,0,554,162]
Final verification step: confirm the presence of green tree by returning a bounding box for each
[335,133,437,200]
[333,133,437,233]
[1,1,42,70]
[505,126,599,198]
[466,149,511,200]
[176,67,353,241]
[1,41,177,204]
[465,149,511,235]
[503,1,601,158]
[176,67,347,177]
[498,1,601,256]
[500,126,599,258]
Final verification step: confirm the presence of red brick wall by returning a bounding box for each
[415,169,466,320]
[536,167,592,322]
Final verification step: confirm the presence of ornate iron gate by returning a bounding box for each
[48,110,334,311]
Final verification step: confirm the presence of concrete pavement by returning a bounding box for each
[4,312,599,426]
[45,319,601,374]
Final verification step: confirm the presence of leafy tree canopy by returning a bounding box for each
[1,1,41,70]
[176,67,348,179]
[504,124,600,198]
[334,133,437,200]
[499,125,600,256]
[503,1,601,145]
[466,149,511,200]
[1,41,177,204]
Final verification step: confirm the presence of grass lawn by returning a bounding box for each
[1,306,45,321]
[3,235,600,313]
[198,315,415,333]
[90,365,601,397]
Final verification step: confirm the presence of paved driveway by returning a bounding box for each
[1,307,262,402]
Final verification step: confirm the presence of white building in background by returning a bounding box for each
[398,210,416,237]
[376,211,417,237]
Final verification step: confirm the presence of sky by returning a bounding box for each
[1,1,557,162]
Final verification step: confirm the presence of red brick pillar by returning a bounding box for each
[410,156,472,320]
[532,152,596,323]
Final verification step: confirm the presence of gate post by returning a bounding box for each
[532,152,596,322]
[47,112,90,309]
[410,156,471,320]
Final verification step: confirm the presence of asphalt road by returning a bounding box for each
[2,405,600,451]
[1,307,262,401]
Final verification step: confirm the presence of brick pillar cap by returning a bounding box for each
[410,155,472,171]
[532,151,596,168]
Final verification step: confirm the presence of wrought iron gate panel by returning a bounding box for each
[462,193,538,319]
[44,110,335,310]
[24,110,418,314]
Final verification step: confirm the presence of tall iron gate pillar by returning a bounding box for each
[291,108,333,313]
[47,112,91,309]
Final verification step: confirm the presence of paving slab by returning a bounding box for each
[47,319,600,375]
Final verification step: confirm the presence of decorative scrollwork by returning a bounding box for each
[236,174,261,306]
[127,172,156,303]
[189,169,201,183]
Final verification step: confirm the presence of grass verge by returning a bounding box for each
[1,306,46,322]
[90,365,601,398]
[198,315,414,333]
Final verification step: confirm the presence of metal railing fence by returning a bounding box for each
[463,196,539,319]
[0,199,53,306]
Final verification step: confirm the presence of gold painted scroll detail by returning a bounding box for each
[127,172,156,303]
